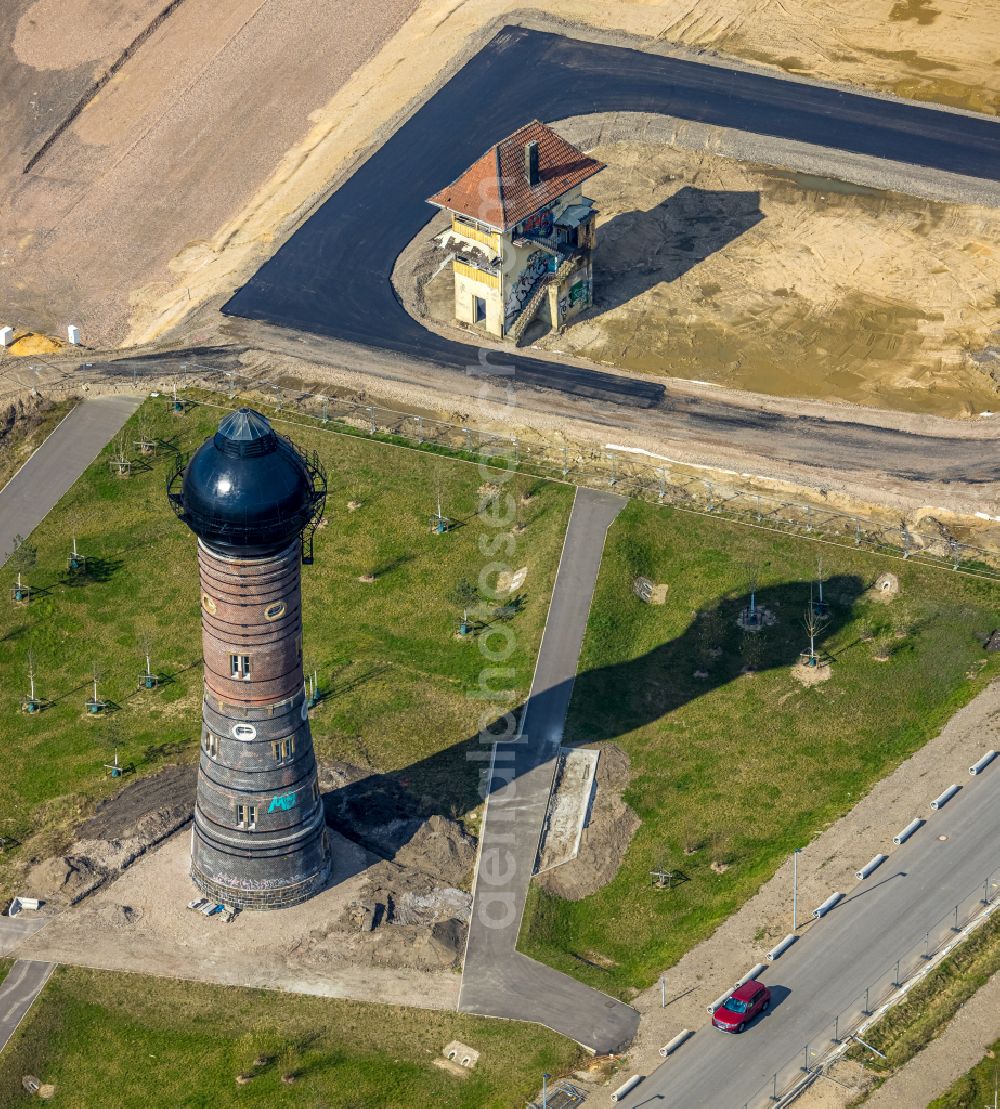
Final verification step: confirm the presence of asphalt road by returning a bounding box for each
[0,395,142,564]
[0,961,54,1054]
[620,767,1000,1107]
[223,25,1000,410]
[0,917,50,958]
[459,487,638,1053]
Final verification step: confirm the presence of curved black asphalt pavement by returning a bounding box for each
[459,487,638,1053]
[224,26,1000,410]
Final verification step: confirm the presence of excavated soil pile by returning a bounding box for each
[27,764,195,905]
[317,761,478,970]
[537,744,640,902]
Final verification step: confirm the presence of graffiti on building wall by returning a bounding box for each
[213,873,294,891]
[268,792,297,813]
[504,251,550,328]
[516,206,554,238]
[559,278,591,319]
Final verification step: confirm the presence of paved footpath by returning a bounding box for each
[0,961,54,1054]
[0,394,141,564]
[459,487,639,1054]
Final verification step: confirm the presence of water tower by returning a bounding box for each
[167,408,331,908]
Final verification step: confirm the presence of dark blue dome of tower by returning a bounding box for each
[170,408,323,555]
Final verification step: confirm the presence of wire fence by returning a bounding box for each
[181,369,1000,582]
[742,867,1000,1108]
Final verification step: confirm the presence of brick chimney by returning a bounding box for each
[524,139,539,187]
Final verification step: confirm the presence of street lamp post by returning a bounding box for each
[660,975,666,1008]
[542,1072,551,1109]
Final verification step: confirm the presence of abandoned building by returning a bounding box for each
[427,120,605,342]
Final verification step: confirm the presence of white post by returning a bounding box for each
[29,670,35,701]
[793,848,800,930]
[660,975,666,1008]
[67,324,81,345]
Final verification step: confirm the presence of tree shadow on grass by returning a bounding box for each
[324,574,864,858]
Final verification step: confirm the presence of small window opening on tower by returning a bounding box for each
[272,737,295,763]
[230,654,251,680]
[237,803,257,829]
[203,732,218,758]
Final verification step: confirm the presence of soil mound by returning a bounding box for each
[26,856,100,903]
[393,814,476,886]
[77,764,194,840]
[536,744,639,902]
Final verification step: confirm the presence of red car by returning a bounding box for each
[712,981,771,1033]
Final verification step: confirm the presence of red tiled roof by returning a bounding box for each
[427,120,605,232]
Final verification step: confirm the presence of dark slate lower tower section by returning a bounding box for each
[168,408,331,909]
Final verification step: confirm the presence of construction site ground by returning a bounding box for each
[19,826,462,1011]
[2,1,999,359]
[398,114,1000,419]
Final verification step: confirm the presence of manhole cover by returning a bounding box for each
[938,835,949,841]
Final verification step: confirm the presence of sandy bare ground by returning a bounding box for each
[19,827,462,1011]
[620,675,1000,1082]
[2,0,998,359]
[1,0,419,346]
[399,117,1000,418]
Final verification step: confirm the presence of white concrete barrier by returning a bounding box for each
[856,854,887,881]
[893,818,923,845]
[611,1074,642,1102]
[659,1029,693,1057]
[767,934,797,961]
[707,991,731,1014]
[735,963,768,988]
[930,785,960,811]
[812,892,843,919]
[0,326,13,347]
[970,751,997,776]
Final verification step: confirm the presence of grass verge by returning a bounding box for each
[519,498,1000,995]
[0,396,77,495]
[0,966,583,1107]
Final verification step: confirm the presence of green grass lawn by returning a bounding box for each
[0,397,573,895]
[520,499,1000,996]
[0,967,582,1108]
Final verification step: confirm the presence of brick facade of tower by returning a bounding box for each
[191,540,331,908]
[168,407,332,911]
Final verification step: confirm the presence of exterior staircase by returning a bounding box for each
[506,257,577,345]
